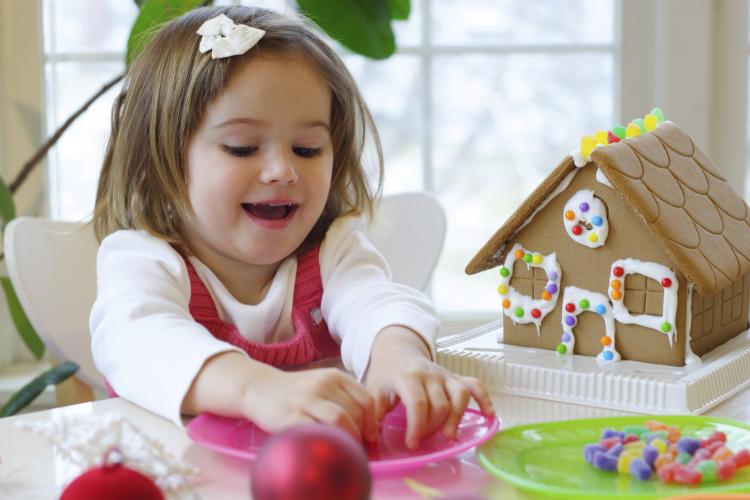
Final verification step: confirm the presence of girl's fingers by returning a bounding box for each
[340,378,379,443]
[396,377,428,450]
[460,376,495,416]
[425,378,451,436]
[304,400,361,441]
[442,378,471,438]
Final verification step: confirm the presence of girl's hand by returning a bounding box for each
[364,326,495,450]
[242,366,379,443]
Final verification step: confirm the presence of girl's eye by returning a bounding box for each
[293,147,322,158]
[223,145,258,157]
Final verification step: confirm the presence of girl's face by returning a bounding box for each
[184,53,333,272]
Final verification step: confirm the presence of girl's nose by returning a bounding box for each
[259,147,298,184]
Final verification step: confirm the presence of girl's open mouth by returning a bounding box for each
[241,202,299,228]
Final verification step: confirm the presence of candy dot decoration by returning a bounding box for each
[584,421,750,486]
[558,286,619,363]
[497,243,562,333]
[562,190,609,248]
[609,258,679,345]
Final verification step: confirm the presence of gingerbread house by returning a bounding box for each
[466,114,750,366]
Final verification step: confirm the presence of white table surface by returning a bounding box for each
[1,388,749,499]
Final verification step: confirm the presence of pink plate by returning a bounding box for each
[187,404,500,476]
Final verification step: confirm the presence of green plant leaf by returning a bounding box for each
[0,361,79,417]
[1,277,44,360]
[387,0,410,20]
[126,0,208,66]
[0,175,16,230]
[298,0,395,60]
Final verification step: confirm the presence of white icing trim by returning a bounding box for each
[562,189,609,248]
[595,168,613,188]
[558,286,620,364]
[498,243,562,333]
[684,283,701,365]
[608,258,679,345]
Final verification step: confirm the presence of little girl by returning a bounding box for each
[90,5,493,450]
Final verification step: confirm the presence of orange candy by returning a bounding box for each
[610,290,622,300]
[514,249,524,259]
[600,336,612,346]
[564,210,575,221]
[541,290,552,300]
[610,280,621,289]
[647,420,668,431]
[502,299,511,309]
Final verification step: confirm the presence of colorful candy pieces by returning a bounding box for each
[575,108,666,163]
[584,422,749,485]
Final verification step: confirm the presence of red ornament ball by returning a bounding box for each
[60,463,163,500]
[251,423,371,500]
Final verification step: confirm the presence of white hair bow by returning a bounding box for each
[197,14,265,59]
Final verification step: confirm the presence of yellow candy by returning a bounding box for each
[588,232,599,243]
[580,135,596,159]
[532,254,543,264]
[618,454,634,474]
[594,130,608,146]
[644,114,658,131]
[651,438,667,454]
[626,123,641,138]
[498,284,508,295]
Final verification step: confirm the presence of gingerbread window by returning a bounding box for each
[608,259,678,343]
[497,243,561,333]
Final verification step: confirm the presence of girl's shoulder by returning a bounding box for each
[97,229,187,278]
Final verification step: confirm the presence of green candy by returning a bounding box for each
[632,118,646,133]
[612,124,626,139]
[661,322,672,333]
[651,107,665,122]
[623,425,648,438]
[514,307,524,318]
[579,299,590,309]
[696,460,717,483]
[556,344,567,354]
[676,451,692,465]
[523,253,533,263]
[499,267,510,277]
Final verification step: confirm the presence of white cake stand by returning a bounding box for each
[437,321,750,415]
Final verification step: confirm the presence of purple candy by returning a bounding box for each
[584,444,606,464]
[565,315,576,326]
[629,457,652,480]
[562,333,571,342]
[548,271,558,281]
[677,437,702,455]
[643,445,658,466]
[608,443,624,457]
[601,429,625,440]
[547,284,558,294]
[580,202,590,212]
[594,452,618,472]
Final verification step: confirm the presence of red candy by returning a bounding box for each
[718,459,737,480]
[601,437,621,449]
[531,308,541,318]
[709,431,727,444]
[565,303,576,313]
[613,266,624,277]
[731,448,750,468]
[572,226,583,236]
[623,434,639,444]
[607,131,620,144]
[673,464,702,485]
[661,277,672,288]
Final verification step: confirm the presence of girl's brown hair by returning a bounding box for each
[93,5,383,248]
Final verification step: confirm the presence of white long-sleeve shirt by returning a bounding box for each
[90,215,440,426]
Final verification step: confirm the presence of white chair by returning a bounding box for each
[2,192,446,402]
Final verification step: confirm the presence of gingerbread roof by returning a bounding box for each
[466,122,750,296]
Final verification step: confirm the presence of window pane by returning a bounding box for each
[345,55,423,193]
[394,0,422,47]
[431,53,613,313]
[45,0,137,54]
[46,62,124,220]
[432,0,615,46]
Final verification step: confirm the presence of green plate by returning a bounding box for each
[478,415,750,499]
